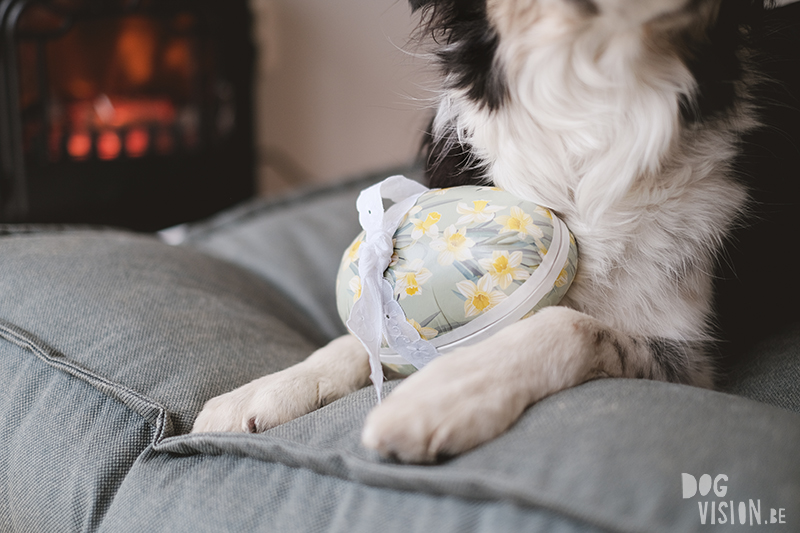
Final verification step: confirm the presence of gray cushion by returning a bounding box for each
[0,229,320,531]
[0,229,322,435]
[112,379,798,533]
[0,330,152,532]
[1,181,799,532]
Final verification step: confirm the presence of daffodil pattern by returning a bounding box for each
[393,259,433,300]
[429,225,476,265]
[335,184,579,373]
[456,200,505,225]
[496,206,544,240]
[478,250,530,289]
[341,239,361,268]
[409,210,441,240]
[456,274,508,317]
[408,318,438,341]
[349,276,362,303]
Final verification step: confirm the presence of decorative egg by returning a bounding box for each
[336,185,578,376]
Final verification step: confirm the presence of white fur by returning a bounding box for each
[192,335,370,433]
[192,0,756,463]
[443,0,751,344]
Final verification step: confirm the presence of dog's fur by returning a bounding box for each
[192,0,788,463]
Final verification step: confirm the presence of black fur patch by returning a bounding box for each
[422,119,490,189]
[593,329,629,374]
[412,0,508,111]
[648,338,691,384]
[412,0,504,188]
[678,0,764,124]
[611,338,628,375]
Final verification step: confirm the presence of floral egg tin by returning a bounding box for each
[336,185,578,376]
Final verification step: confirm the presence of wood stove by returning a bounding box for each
[0,0,255,231]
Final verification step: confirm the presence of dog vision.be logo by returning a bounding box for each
[682,474,787,526]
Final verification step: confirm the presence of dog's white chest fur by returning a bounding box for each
[433,1,752,341]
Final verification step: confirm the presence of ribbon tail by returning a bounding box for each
[363,343,383,403]
[347,174,432,404]
[346,277,384,403]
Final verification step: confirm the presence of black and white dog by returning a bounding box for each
[193,0,799,463]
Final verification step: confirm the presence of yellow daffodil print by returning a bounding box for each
[555,267,570,287]
[393,259,433,299]
[495,206,544,240]
[534,205,553,220]
[456,273,508,317]
[409,211,442,240]
[430,225,476,265]
[478,250,530,289]
[342,238,361,267]
[349,276,362,303]
[456,200,505,225]
[408,318,438,340]
[537,242,548,257]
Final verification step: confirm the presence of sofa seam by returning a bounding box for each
[153,433,658,533]
[0,319,170,439]
[0,318,174,532]
[0,224,120,237]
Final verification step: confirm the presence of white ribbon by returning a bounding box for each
[346,175,438,401]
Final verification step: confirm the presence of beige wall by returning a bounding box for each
[250,0,437,196]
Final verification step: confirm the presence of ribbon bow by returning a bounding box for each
[346,175,440,401]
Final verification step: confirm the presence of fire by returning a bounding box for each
[69,96,176,131]
[67,132,91,160]
[113,18,157,87]
[18,7,201,162]
[125,128,149,158]
[97,131,122,160]
[60,96,177,161]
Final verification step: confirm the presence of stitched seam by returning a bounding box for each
[154,433,651,533]
[0,224,118,237]
[0,319,169,441]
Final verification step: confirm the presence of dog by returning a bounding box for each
[192,0,791,463]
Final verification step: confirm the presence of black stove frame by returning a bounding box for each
[0,0,255,231]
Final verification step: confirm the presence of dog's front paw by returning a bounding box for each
[192,335,372,434]
[361,353,526,463]
[191,369,323,434]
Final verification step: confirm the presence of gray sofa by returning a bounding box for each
[1,164,798,532]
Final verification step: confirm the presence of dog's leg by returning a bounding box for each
[361,306,710,463]
[191,334,371,433]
